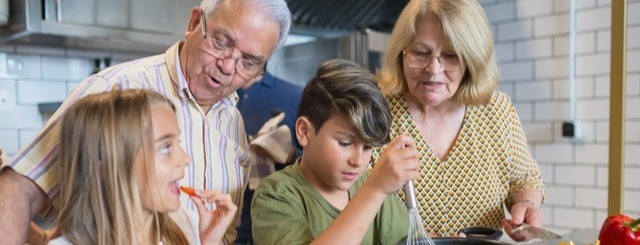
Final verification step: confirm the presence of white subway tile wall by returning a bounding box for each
[629,3,640,25]
[626,122,640,142]
[498,19,534,41]
[575,187,607,209]
[17,80,67,104]
[536,143,573,163]
[0,53,7,75]
[516,0,554,18]
[546,186,574,206]
[516,38,553,59]
[482,0,640,232]
[514,102,534,121]
[515,80,552,101]
[0,130,19,154]
[536,57,570,78]
[0,45,151,156]
[594,75,611,97]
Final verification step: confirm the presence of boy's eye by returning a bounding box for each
[338,141,351,147]
[363,145,374,151]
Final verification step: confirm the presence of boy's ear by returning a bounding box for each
[295,117,312,148]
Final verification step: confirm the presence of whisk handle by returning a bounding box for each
[403,180,417,209]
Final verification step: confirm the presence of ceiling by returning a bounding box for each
[286,0,409,34]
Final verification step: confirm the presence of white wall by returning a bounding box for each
[481,0,640,234]
[0,45,151,156]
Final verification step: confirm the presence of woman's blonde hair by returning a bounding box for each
[56,89,188,245]
[378,0,499,106]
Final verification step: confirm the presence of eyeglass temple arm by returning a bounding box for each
[201,9,207,38]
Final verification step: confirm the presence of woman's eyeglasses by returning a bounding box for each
[402,49,461,71]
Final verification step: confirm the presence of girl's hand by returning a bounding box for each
[190,190,238,245]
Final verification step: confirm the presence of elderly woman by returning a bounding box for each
[375,0,545,240]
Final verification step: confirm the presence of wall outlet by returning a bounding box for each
[562,121,582,139]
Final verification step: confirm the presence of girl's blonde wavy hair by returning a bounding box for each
[57,89,188,245]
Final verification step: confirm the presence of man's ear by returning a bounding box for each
[295,117,313,148]
[184,7,203,39]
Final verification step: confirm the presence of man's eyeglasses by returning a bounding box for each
[201,11,266,79]
[402,49,461,72]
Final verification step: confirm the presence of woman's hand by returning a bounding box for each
[368,135,420,195]
[191,190,238,245]
[502,198,543,241]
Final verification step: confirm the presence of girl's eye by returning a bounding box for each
[363,145,374,151]
[338,141,352,147]
[160,144,172,154]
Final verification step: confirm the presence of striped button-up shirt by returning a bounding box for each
[6,42,250,242]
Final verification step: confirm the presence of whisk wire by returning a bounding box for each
[404,181,435,245]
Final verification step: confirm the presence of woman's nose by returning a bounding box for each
[424,55,445,74]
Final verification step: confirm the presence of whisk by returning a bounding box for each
[404,180,435,245]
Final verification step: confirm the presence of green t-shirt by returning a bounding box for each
[251,161,409,245]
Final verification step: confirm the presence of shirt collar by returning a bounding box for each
[259,72,276,88]
[167,42,190,102]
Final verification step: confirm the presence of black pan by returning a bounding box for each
[432,237,510,245]
[400,227,512,245]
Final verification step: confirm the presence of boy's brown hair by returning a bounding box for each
[298,59,392,146]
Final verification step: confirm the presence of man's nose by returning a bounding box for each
[217,49,242,75]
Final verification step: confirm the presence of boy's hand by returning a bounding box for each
[368,135,420,195]
[190,190,238,245]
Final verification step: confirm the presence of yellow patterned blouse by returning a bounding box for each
[373,91,545,237]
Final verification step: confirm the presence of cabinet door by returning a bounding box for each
[96,0,127,28]
[131,0,171,33]
[59,0,95,25]
[58,0,127,28]
[57,0,172,34]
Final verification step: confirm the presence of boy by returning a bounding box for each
[251,59,420,244]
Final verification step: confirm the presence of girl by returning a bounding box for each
[50,89,236,245]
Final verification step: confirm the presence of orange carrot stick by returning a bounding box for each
[180,186,196,196]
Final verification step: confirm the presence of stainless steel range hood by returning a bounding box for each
[0,0,194,53]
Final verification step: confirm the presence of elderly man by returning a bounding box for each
[0,0,291,243]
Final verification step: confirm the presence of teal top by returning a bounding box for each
[251,161,409,245]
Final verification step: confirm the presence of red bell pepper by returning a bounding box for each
[598,214,640,245]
